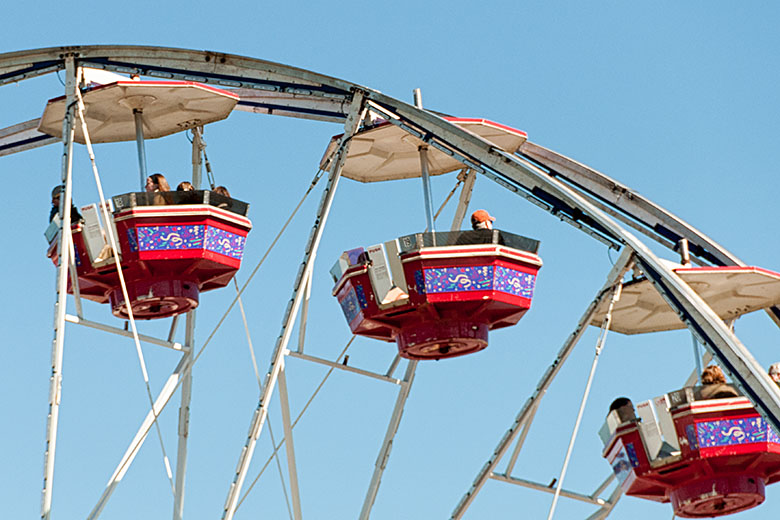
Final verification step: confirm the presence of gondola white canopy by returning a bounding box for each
[592,265,780,334]
[320,117,528,182]
[38,80,239,143]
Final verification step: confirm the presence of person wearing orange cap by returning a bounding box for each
[471,209,495,230]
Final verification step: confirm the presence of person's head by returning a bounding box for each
[51,185,63,207]
[213,185,231,198]
[701,365,727,385]
[608,397,635,422]
[471,209,495,230]
[145,173,170,192]
[769,363,780,383]
[177,181,194,192]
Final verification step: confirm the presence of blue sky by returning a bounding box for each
[2,3,780,519]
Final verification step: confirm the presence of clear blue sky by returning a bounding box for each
[2,2,780,519]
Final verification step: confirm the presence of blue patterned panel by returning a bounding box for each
[126,228,139,252]
[137,225,205,251]
[425,266,493,293]
[611,444,633,484]
[770,425,780,444]
[494,265,536,299]
[205,226,246,259]
[625,442,639,467]
[339,287,361,324]
[74,247,81,267]
[355,284,368,309]
[686,424,699,450]
[696,417,779,448]
[414,270,425,295]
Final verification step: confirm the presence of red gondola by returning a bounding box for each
[602,388,780,517]
[332,229,541,360]
[47,190,251,319]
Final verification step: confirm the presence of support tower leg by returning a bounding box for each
[41,57,78,520]
[221,91,367,520]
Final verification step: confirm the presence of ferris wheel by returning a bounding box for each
[2,45,780,520]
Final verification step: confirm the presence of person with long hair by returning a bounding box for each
[145,173,170,192]
[698,365,739,399]
[145,173,171,205]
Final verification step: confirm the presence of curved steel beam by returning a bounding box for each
[0,45,356,97]
[519,141,741,266]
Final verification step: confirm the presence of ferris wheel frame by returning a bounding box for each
[2,45,779,520]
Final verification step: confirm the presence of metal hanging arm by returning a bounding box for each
[133,109,148,189]
[450,169,476,231]
[414,89,436,233]
[190,126,203,189]
[419,144,435,232]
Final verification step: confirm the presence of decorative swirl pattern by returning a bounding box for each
[423,264,536,298]
[494,265,535,298]
[425,266,492,293]
[134,224,246,260]
[160,232,183,247]
[696,416,779,448]
[137,225,204,251]
[205,227,245,259]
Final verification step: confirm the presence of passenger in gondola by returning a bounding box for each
[608,396,636,424]
[213,185,232,209]
[145,173,171,205]
[146,173,170,192]
[697,365,740,400]
[457,209,502,245]
[49,185,82,223]
[176,181,199,204]
[471,209,495,230]
[769,362,780,388]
